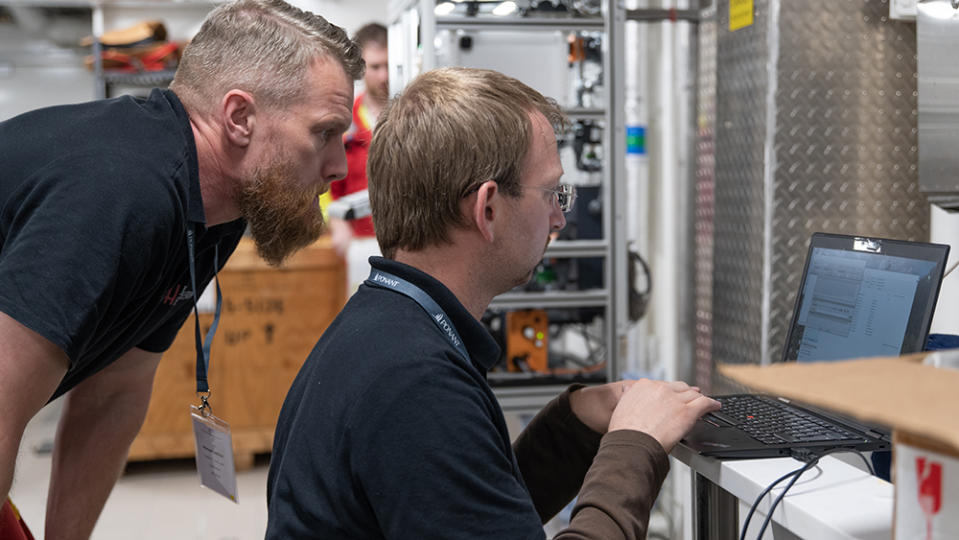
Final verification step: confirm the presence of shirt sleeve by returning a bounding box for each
[347,356,547,540]
[514,385,672,540]
[0,152,180,362]
[512,384,603,522]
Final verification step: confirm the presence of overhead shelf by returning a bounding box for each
[102,69,175,88]
[544,239,607,259]
[563,107,605,121]
[489,289,609,310]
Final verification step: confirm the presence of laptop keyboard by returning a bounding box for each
[706,395,859,445]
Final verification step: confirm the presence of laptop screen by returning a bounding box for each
[782,233,950,362]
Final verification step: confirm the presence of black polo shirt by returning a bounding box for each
[0,89,245,400]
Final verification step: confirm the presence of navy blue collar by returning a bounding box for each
[368,257,501,371]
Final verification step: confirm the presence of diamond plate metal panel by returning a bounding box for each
[697,0,929,374]
[693,5,717,390]
[710,0,770,367]
[767,0,929,363]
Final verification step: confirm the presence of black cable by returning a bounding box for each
[753,458,820,539]
[738,465,805,540]
[851,450,876,477]
[740,448,875,540]
[793,447,875,477]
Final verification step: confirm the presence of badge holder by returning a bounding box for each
[185,230,238,502]
[190,392,238,502]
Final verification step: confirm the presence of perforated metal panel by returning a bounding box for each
[695,0,929,375]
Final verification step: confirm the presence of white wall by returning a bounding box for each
[0,10,94,120]
[930,205,959,335]
[289,0,389,36]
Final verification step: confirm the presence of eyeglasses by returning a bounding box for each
[462,182,577,213]
[524,183,577,213]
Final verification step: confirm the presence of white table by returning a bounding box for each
[672,445,894,539]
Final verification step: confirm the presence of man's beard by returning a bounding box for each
[237,159,326,267]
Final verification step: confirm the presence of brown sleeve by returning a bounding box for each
[555,430,670,540]
[512,384,603,523]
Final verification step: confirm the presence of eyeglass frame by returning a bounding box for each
[462,182,577,213]
[522,183,577,213]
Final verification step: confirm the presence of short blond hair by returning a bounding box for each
[171,0,363,114]
[368,67,566,259]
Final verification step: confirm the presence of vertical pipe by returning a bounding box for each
[653,0,679,383]
[607,0,629,378]
[419,0,436,72]
[760,0,780,365]
[624,3,651,377]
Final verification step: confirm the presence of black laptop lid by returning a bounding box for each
[781,233,950,363]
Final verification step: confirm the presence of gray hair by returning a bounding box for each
[171,0,363,114]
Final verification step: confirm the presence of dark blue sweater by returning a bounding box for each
[266,257,669,539]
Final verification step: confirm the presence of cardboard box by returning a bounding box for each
[719,355,959,539]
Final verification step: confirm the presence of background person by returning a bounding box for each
[328,22,390,295]
[0,1,363,537]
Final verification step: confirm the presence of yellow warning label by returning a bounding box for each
[729,0,754,31]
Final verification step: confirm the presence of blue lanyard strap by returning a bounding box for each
[365,269,470,362]
[187,225,222,394]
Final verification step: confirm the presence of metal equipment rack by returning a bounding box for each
[386,0,629,412]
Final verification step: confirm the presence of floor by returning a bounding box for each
[11,404,673,539]
[10,401,270,539]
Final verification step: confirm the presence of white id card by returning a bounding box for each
[190,406,239,503]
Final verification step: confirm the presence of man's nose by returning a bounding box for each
[552,204,567,231]
[323,141,348,182]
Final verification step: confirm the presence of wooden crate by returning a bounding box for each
[127,237,346,468]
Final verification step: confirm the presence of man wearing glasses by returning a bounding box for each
[266,67,718,539]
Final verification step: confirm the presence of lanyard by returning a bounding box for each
[365,269,470,362]
[186,225,222,396]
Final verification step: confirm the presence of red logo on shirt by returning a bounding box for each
[161,284,194,306]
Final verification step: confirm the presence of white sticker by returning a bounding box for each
[190,406,239,503]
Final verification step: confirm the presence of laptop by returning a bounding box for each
[682,232,950,458]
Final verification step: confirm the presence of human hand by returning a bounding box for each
[568,380,637,434]
[608,379,720,452]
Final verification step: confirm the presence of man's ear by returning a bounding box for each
[472,180,499,243]
[221,90,257,147]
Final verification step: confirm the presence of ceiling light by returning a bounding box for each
[492,1,517,16]
[435,2,456,15]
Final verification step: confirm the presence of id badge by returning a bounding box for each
[190,405,239,503]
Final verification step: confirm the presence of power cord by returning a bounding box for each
[944,258,959,278]
[739,448,875,540]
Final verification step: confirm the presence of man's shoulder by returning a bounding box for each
[308,287,479,385]
[3,91,191,195]
[320,291,451,361]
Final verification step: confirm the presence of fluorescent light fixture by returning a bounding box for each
[921,2,959,20]
[435,2,455,15]
[492,1,517,16]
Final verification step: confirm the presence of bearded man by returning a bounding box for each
[0,1,362,537]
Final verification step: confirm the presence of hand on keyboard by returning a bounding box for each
[609,379,721,452]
